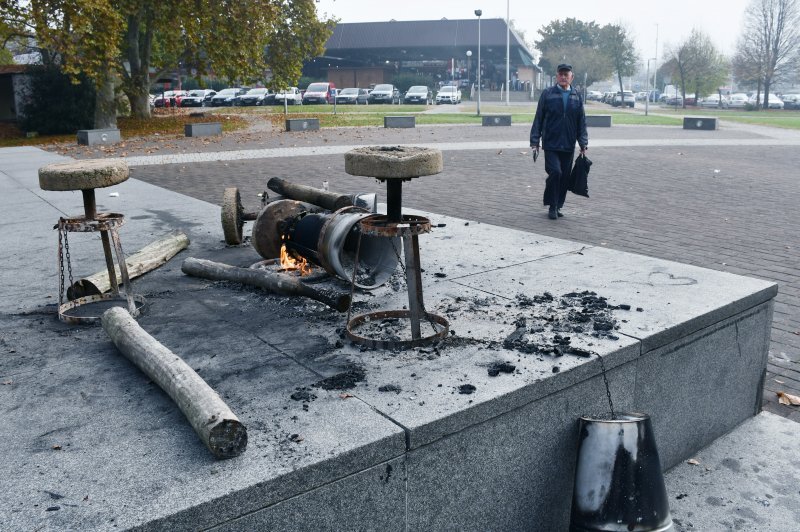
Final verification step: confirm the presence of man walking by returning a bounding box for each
[530,64,588,220]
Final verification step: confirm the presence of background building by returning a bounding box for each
[306,18,540,93]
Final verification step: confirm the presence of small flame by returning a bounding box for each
[280,243,311,275]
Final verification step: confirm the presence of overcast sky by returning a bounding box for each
[314,0,752,60]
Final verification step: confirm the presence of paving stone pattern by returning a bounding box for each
[99,123,800,421]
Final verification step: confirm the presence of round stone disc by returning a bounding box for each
[39,159,129,191]
[344,146,443,179]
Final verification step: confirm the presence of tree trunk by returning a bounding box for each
[101,307,248,459]
[181,257,351,312]
[94,67,117,129]
[123,9,153,119]
[69,231,190,299]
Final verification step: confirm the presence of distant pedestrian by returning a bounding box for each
[530,63,588,219]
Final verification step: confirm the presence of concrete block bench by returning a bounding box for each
[481,115,512,126]
[185,122,222,137]
[285,118,320,132]
[683,116,718,130]
[77,128,121,146]
[384,116,415,128]
[586,115,612,127]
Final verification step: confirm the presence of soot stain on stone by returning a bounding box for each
[721,458,741,472]
[378,384,402,394]
[312,366,366,391]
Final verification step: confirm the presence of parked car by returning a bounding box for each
[748,93,784,109]
[404,85,433,104]
[153,90,188,108]
[602,91,616,104]
[209,88,247,106]
[683,94,697,106]
[612,91,635,108]
[781,94,800,110]
[698,94,729,109]
[335,88,370,105]
[728,93,749,109]
[180,89,216,107]
[369,84,400,104]
[236,88,272,106]
[302,82,336,104]
[664,94,683,106]
[586,90,603,101]
[435,85,461,104]
[274,87,303,105]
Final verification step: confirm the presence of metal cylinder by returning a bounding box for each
[570,412,673,532]
[284,207,399,289]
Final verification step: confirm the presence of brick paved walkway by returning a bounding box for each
[74,120,800,420]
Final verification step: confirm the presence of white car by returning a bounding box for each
[274,87,303,105]
[748,93,784,109]
[435,85,461,104]
[612,91,635,108]
[698,94,729,109]
[728,93,749,109]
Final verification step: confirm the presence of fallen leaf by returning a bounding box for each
[687,458,700,465]
[774,379,785,384]
[339,393,354,399]
[1,380,12,385]
[776,391,800,406]
[52,445,62,450]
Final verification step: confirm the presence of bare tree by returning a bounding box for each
[738,0,800,108]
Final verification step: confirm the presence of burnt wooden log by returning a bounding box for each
[181,257,350,312]
[101,307,247,459]
[267,176,352,211]
[69,231,190,299]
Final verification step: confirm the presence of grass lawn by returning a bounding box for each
[2,103,798,147]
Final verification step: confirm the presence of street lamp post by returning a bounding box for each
[475,9,482,116]
[645,58,656,116]
[505,0,510,105]
[466,50,472,99]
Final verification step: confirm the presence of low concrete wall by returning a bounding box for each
[481,115,511,126]
[683,116,718,130]
[286,118,320,132]
[185,122,222,137]
[384,116,415,128]
[3,158,777,532]
[586,115,612,127]
[77,128,121,146]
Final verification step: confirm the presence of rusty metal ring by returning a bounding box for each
[58,293,146,324]
[346,309,449,349]
[59,213,125,233]
[358,214,431,237]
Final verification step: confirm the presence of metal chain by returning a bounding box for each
[63,224,74,288]
[58,220,65,305]
[596,353,616,419]
[345,230,363,327]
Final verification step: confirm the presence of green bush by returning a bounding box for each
[20,67,95,134]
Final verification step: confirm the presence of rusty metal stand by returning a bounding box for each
[345,179,449,349]
[55,189,144,324]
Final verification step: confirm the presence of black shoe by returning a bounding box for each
[548,208,558,220]
[557,209,564,218]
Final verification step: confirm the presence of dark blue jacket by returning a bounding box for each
[530,85,588,152]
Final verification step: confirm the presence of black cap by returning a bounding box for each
[557,63,573,72]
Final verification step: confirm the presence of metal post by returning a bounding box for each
[475,10,482,116]
[505,0,510,105]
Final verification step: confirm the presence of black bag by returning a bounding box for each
[569,154,592,197]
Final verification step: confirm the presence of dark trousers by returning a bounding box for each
[543,149,575,209]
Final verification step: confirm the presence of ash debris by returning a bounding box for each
[503,291,631,357]
[487,361,516,377]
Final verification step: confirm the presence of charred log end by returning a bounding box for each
[333,197,354,210]
[208,419,248,459]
